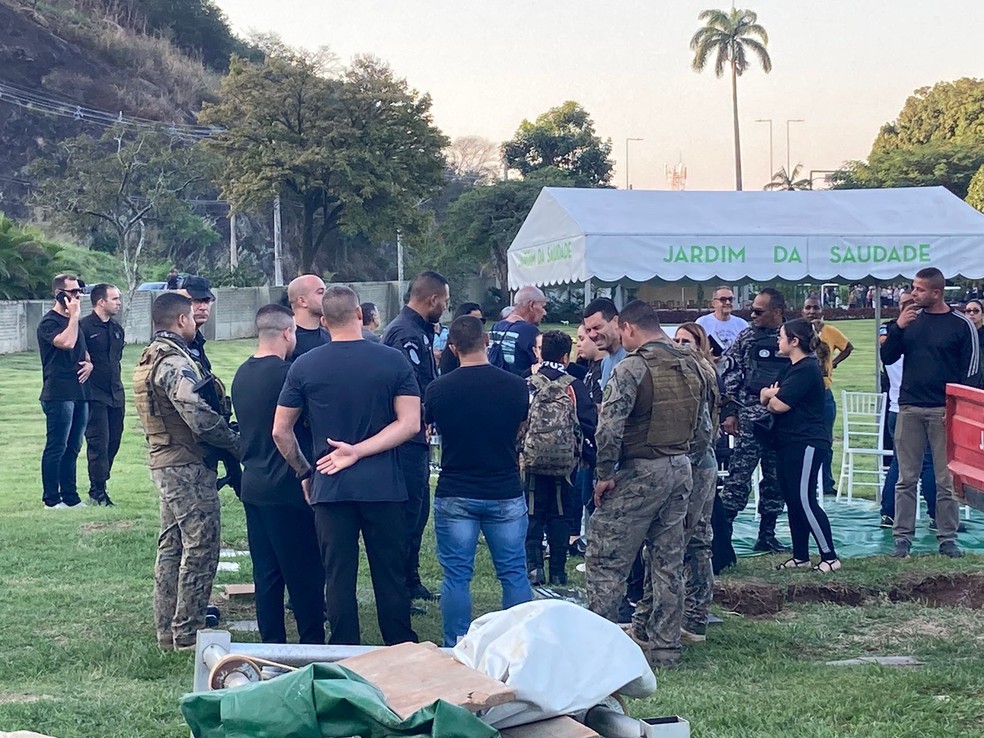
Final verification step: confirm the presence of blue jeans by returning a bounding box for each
[434,495,532,647]
[821,389,837,492]
[41,400,89,507]
[880,411,936,519]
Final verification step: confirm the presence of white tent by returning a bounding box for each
[507,186,984,289]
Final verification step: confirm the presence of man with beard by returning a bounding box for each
[288,275,331,358]
[582,298,627,389]
[382,271,450,602]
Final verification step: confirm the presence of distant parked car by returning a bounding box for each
[136,282,167,291]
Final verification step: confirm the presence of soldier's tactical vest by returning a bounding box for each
[623,342,705,459]
[133,337,203,468]
[744,329,789,396]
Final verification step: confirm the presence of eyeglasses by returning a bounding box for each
[715,296,734,303]
[750,308,767,316]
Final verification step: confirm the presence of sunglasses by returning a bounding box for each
[63,288,82,296]
[715,296,734,303]
[966,308,982,314]
[750,308,768,316]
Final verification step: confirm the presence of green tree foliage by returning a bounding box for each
[436,170,579,293]
[764,163,812,191]
[30,125,217,293]
[964,165,984,212]
[0,215,53,299]
[834,79,984,200]
[502,102,614,186]
[200,43,448,274]
[128,0,253,70]
[51,243,127,288]
[690,8,772,191]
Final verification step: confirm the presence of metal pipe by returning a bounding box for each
[234,642,382,666]
[585,704,644,737]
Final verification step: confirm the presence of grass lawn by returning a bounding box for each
[1,321,983,738]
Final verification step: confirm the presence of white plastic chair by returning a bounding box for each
[837,391,893,502]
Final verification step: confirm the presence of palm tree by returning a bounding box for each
[764,163,812,191]
[690,8,772,191]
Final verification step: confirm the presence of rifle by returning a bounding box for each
[192,372,243,496]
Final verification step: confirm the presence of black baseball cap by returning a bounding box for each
[183,276,215,301]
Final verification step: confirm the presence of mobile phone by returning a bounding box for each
[56,291,69,307]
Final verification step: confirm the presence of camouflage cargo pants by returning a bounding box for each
[586,455,692,665]
[151,463,220,648]
[720,409,784,521]
[683,463,718,632]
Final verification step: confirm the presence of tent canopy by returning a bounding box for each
[507,186,984,289]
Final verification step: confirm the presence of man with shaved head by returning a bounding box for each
[287,274,330,359]
[489,285,547,376]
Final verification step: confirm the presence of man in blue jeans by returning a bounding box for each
[424,315,532,646]
[38,274,93,509]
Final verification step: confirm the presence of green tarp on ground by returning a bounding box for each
[732,499,984,558]
[180,663,499,738]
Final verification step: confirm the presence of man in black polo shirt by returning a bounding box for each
[425,316,532,646]
[288,274,331,358]
[80,283,125,506]
[38,274,93,509]
[273,286,420,646]
[232,304,325,644]
[382,270,450,602]
[182,276,215,371]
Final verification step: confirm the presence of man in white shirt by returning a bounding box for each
[696,286,748,355]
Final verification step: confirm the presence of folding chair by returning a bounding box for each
[837,391,893,502]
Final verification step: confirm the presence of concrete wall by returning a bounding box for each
[0,279,496,354]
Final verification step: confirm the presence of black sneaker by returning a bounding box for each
[880,515,894,529]
[939,541,963,558]
[568,538,587,558]
[823,487,838,497]
[891,540,911,559]
[752,536,792,554]
[409,583,436,601]
[616,598,635,624]
[89,493,114,506]
[528,567,546,586]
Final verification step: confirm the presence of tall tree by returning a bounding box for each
[30,125,214,294]
[872,78,984,152]
[690,8,772,191]
[445,136,502,185]
[967,165,984,212]
[764,163,812,191]
[502,101,614,186]
[200,43,448,273]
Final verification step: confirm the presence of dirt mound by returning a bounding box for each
[715,572,984,616]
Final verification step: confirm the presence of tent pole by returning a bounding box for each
[583,280,592,310]
[873,280,882,392]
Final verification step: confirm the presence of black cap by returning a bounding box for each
[183,275,215,301]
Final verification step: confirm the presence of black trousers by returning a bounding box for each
[85,401,124,493]
[397,443,430,588]
[244,502,326,644]
[525,473,577,580]
[775,443,837,562]
[313,501,417,646]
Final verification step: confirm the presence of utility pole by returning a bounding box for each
[755,118,773,183]
[625,137,643,189]
[229,212,238,269]
[786,119,805,175]
[273,196,283,286]
[396,230,405,302]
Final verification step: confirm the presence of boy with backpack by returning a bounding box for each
[522,331,597,585]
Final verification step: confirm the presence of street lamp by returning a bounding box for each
[625,137,643,190]
[785,119,805,175]
[754,119,773,183]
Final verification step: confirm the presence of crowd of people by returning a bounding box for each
[33,266,981,669]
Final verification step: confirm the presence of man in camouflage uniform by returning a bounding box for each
[718,287,790,556]
[586,301,704,669]
[133,292,241,650]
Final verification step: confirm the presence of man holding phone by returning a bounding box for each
[38,274,93,509]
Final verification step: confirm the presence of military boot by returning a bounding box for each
[753,514,791,553]
[526,540,545,585]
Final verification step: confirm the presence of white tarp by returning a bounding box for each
[452,600,657,728]
[507,186,984,288]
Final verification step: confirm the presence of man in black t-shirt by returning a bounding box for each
[288,275,331,358]
[232,304,325,645]
[424,316,532,647]
[274,285,420,646]
[37,274,93,509]
[488,285,546,376]
[80,283,125,506]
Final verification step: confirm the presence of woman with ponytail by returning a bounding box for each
[759,318,841,573]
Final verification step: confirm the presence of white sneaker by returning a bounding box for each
[64,501,87,509]
[575,562,586,573]
[45,502,69,510]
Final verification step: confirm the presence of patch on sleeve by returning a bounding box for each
[181,366,198,382]
[602,382,613,404]
[404,340,421,365]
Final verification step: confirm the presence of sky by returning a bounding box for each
[212,0,984,191]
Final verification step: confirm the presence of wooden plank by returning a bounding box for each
[221,583,255,599]
[338,641,515,719]
[499,716,601,738]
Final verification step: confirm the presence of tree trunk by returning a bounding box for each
[492,243,508,296]
[301,200,316,273]
[731,60,742,192]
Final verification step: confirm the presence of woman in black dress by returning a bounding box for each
[759,318,841,573]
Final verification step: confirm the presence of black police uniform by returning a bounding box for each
[381,305,438,598]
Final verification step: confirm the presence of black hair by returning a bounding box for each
[88,283,116,306]
[583,297,618,322]
[453,302,483,319]
[540,330,573,362]
[448,315,485,354]
[255,303,294,334]
[322,285,360,328]
[152,292,192,329]
[360,302,378,325]
[782,318,822,354]
[52,274,79,294]
[915,267,945,292]
[618,299,662,331]
[409,270,449,301]
[758,287,786,312]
